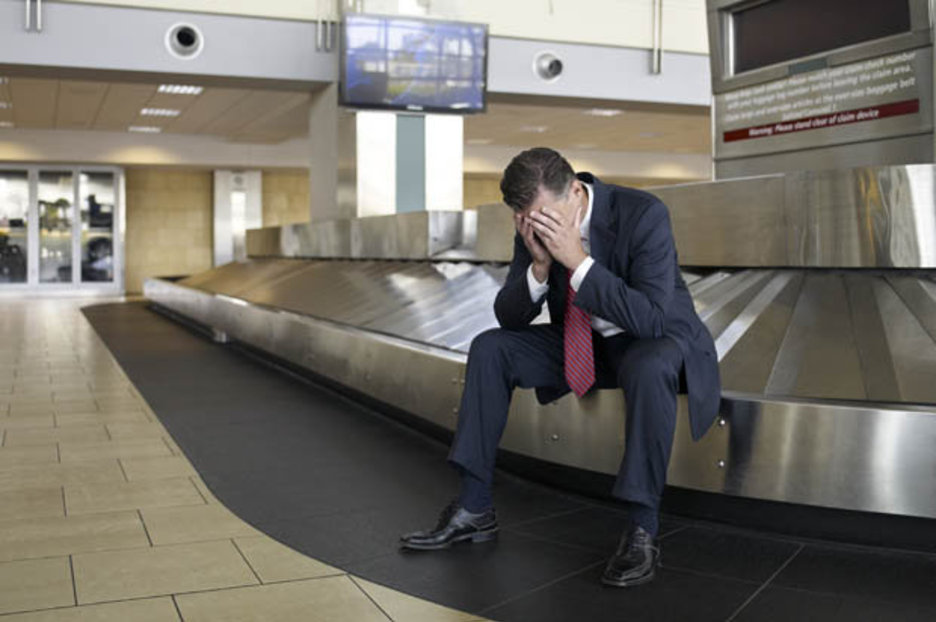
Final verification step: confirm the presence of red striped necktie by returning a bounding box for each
[564,270,596,397]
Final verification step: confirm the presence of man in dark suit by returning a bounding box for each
[400,147,720,587]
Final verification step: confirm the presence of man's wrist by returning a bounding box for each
[570,255,595,292]
[531,261,550,284]
[566,251,588,272]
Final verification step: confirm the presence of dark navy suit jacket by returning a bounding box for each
[493,173,721,441]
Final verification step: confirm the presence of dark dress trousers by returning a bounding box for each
[448,173,721,509]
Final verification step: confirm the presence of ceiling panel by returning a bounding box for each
[230,93,310,142]
[164,88,249,134]
[8,78,58,129]
[93,83,158,131]
[200,91,303,136]
[56,80,108,130]
[464,103,711,154]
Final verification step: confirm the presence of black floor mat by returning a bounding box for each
[82,301,936,622]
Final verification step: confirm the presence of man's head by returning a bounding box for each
[500,147,585,221]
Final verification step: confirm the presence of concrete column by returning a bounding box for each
[355,112,464,216]
[308,83,344,222]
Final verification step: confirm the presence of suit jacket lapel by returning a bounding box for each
[578,172,616,269]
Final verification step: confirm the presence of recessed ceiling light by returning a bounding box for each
[128,126,162,133]
[0,121,13,128]
[583,108,622,117]
[141,108,180,117]
[157,84,204,95]
[519,125,548,133]
[466,138,493,145]
[0,102,12,110]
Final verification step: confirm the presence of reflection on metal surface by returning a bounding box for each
[246,210,468,260]
[652,164,936,268]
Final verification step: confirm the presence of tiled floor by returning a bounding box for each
[83,298,936,622]
[0,297,485,621]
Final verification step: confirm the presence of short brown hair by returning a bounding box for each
[499,147,575,211]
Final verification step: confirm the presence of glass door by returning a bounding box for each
[0,169,29,284]
[78,171,116,283]
[0,165,123,292]
[38,170,75,283]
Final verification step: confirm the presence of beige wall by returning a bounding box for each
[125,168,213,294]
[262,170,310,227]
[464,174,504,210]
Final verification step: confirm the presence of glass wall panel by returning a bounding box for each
[79,172,115,283]
[38,171,75,283]
[0,170,29,284]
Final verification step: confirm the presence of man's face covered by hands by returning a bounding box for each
[514,180,589,271]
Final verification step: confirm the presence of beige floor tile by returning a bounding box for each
[59,438,173,462]
[5,425,109,447]
[0,445,59,467]
[0,511,148,562]
[0,597,181,622]
[53,391,94,402]
[74,540,258,604]
[0,487,64,521]
[0,557,74,615]
[120,455,195,481]
[141,505,259,545]
[2,414,56,429]
[9,405,56,418]
[95,395,142,407]
[105,422,166,440]
[0,462,124,493]
[189,477,218,504]
[234,536,342,583]
[49,384,92,394]
[6,392,54,403]
[353,577,481,622]
[55,411,151,427]
[96,403,145,415]
[65,478,204,516]
[175,575,387,622]
[54,401,100,415]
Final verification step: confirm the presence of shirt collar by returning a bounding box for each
[580,181,594,240]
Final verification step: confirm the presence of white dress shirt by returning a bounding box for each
[525,182,624,337]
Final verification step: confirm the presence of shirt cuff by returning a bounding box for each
[570,256,594,292]
[526,264,549,302]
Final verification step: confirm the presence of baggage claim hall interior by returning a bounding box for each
[2,1,936,620]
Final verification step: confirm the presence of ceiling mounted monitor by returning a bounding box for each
[340,13,488,114]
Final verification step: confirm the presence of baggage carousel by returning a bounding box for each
[145,164,936,522]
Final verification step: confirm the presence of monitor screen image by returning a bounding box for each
[341,14,487,113]
[732,0,912,74]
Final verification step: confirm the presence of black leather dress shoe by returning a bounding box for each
[400,500,498,550]
[601,526,660,587]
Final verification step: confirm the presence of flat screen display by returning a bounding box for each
[341,14,487,113]
[733,0,912,74]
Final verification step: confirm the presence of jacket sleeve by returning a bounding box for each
[494,233,546,329]
[574,199,675,339]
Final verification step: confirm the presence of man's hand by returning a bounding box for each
[528,205,588,271]
[515,211,552,282]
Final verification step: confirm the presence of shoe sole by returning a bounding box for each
[600,568,655,588]
[400,528,499,551]
[600,554,660,588]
